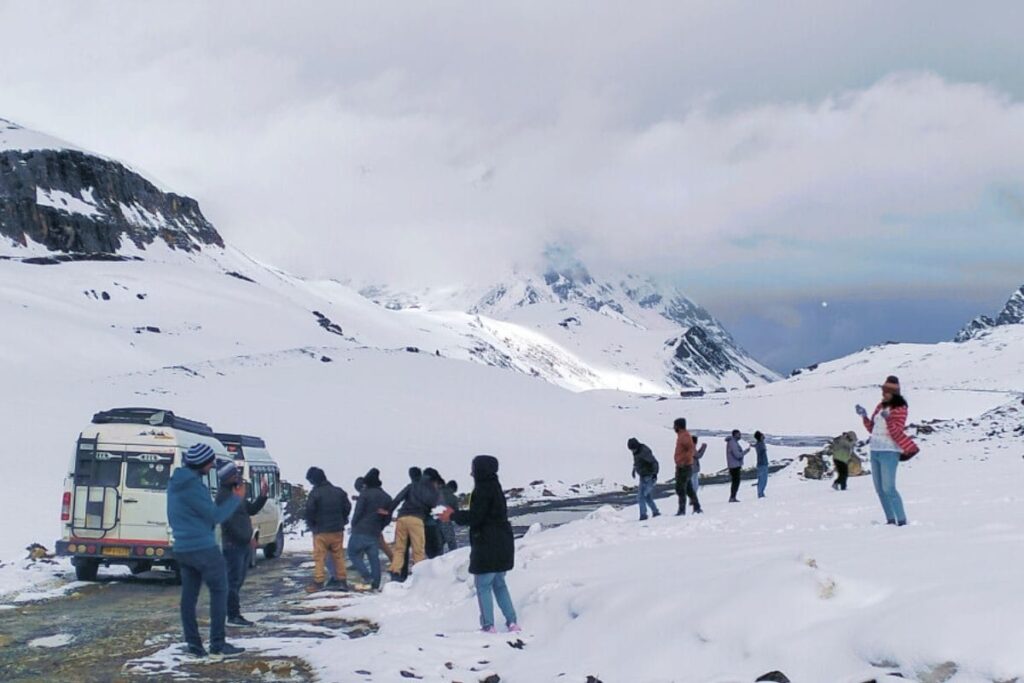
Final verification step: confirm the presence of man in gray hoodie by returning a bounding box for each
[725,430,750,502]
[347,468,393,590]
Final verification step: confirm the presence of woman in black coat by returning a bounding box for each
[439,455,520,633]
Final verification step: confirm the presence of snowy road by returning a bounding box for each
[0,552,375,682]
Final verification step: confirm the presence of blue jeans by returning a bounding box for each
[474,572,517,629]
[691,471,700,492]
[871,450,906,523]
[222,543,250,618]
[756,465,769,498]
[346,533,381,589]
[637,475,660,519]
[175,546,228,650]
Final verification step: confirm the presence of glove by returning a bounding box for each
[855,404,867,417]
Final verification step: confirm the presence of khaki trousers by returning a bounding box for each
[389,516,425,574]
[312,531,346,584]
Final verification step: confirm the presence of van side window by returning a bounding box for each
[268,470,279,498]
[75,456,122,488]
[126,462,170,490]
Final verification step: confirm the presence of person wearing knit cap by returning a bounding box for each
[304,467,352,592]
[364,468,395,564]
[215,463,269,627]
[166,442,246,658]
[856,375,919,526]
[347,467,393,590]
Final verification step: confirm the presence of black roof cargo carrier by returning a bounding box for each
[91,408,214,436]
[214,433,267,449]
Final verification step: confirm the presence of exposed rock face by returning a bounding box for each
[0,118,222,254]
[955,286,1024,342]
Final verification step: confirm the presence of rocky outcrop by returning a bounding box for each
[0,119,222,254]
[955,285,1024,342]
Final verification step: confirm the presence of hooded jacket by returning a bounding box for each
[390,479,440,519]
[725,436,749,469]
[831,432,856,464]
[350,485,394,537]
[305,469,352,534]
[627,440,659,478]
[754,441,768,468]
[451,455,514,574]
[167,466,240,552]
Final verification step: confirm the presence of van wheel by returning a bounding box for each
[264,527,284,559]
[73,558,100,582]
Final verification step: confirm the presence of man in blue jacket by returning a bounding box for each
[167,443,245,658]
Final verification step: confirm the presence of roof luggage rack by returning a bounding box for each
[91,407,214,436]
[214,433,267,449]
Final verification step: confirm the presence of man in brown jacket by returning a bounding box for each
[673,418,703,515]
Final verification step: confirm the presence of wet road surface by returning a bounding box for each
[0,552,375,682]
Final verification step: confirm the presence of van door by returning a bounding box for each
[119,451,175,544]
[249,466,279,541]
[71,438,124,540]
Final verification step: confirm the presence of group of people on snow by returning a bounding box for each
[164,373,916,658]
[626,373,918,528]
[627,419,774,520]
[166,448,519,657]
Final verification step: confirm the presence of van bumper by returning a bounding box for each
[56,540,174,562]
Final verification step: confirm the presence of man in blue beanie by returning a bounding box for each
[167,442,246,658]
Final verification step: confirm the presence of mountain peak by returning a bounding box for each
[955,284,1024,342]
[1,117,223,255]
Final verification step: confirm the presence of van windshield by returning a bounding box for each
[125,462,171,490]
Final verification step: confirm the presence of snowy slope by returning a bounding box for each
[360,258,779,393]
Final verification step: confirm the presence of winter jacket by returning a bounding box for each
[216,486,268,547]
[630,442,659,478]
[305,480,352,534]
[451,455,514,575]
[390,479,440,519]
[831,433,856,464]
[725,436,749,469]
[167,467,240,552]
[350,486,393,537]
[754,441,768,468]
[673,430,695,466]
[864,404,918,455]
[441,487,460,510]
[693,443,707,473]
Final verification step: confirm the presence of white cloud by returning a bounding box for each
[1,3,1022,289]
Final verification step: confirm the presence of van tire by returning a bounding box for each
[264,527,284,559]
[74,558,100,582]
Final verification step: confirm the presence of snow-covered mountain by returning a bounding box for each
[1,117,775,394]
[359,250,778,392]
[955,284,1024,342]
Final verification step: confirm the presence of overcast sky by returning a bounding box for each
[1,2,1022,371]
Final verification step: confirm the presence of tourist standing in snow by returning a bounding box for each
[439,455,520,634]
[388,466,440,580]
[439,480,461,552]
[754,431,769,498]
[627,437,662,520]
[691,436,707,493]
[304,467,352,592]
[725,430,750,502]
[423,468,447,558]
[166,443,245,658]
[831,431,857,491]
[347,468,393,590]
[671,419,702,515]
[857,375,918,526]
[215,463,268,627]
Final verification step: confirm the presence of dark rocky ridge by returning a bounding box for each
[955,285,1024,342]
[1,126,223,254]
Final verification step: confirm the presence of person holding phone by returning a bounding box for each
[857,375,918,526]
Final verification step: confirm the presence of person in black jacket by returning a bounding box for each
[439,455,520,634]
[423,468,446,559]
[215,463,268,627]
[439,480,460,552]
[388,467,439,580]
[347,468,393,590]
[304,467,352,592]
[627,437,661,520]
